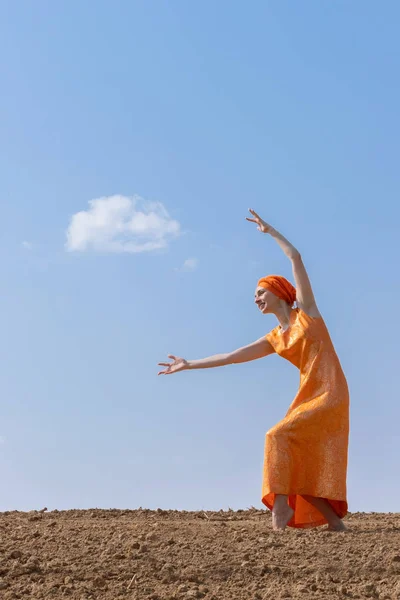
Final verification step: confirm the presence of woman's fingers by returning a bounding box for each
[158,365,172,374]
[158,356,174,375]
[158,354,181,375]
[249,208,261,219]
[246,217,258,223]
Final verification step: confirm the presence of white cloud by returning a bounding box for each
[0,436,6,444]
[183,258,199,271]
[65,195,181,253]
[22,241,33,250]
[175,257,199,272]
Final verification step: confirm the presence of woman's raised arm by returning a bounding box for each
[246,209,320,317]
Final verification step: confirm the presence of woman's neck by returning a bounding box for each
[274,302,293,331]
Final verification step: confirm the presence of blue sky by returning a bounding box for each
[0,1,399,513]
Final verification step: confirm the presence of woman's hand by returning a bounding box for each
[158,355,188,375]
[246,209,274,234]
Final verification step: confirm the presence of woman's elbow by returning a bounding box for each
[290,250,301,262]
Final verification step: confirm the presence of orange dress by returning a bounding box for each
[262,308,349,528]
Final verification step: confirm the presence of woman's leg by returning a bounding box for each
[272,494,294,530]
[302,495,348,531]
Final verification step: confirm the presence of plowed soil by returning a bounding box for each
[0,509,399,599]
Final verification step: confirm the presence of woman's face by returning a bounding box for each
[254,286,279,314]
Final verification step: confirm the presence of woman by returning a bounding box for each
[158,209,349,531]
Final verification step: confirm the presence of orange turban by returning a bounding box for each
[257,275,296,306]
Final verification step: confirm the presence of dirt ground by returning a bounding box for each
[0,508,399,600]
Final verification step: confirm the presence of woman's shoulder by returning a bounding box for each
[296,303,323,320]
[296,307,328,337]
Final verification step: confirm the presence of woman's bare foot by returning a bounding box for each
[272,505,294,530]
[326,521,349,532]
[272,495,294,530]
[302,495,348,531]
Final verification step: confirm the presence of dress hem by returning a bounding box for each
[262,492,348,529]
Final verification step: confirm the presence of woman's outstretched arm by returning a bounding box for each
[246,208,320,317]
[158,336,274,375]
